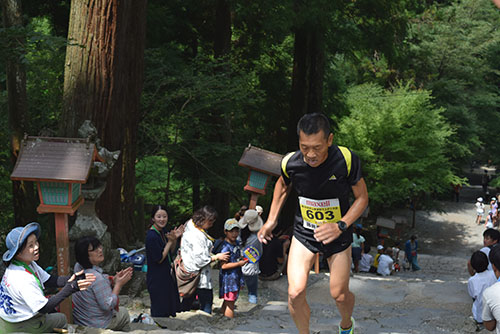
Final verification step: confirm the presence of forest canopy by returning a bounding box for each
[0,0,499,245]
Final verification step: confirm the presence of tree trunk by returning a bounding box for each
[214,0,231,58]
[61,0,147,246]
[283,10,326,231]
[288,25,325,150]
[209,0,232,234]
[2,0,37,225]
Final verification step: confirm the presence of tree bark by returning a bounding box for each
[209,0,232,234]
[287,25,325,151]
[61,0,147,245]
[2,0,37,225]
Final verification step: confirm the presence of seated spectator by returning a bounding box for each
[0,223,95,333]
[359,244,373,273]
[377,247,394,276]
[73,236,133,331]
[482,246,500,332]
[467,251,496,326]
[369,245,384,273]
[259,231,291,281]
[468,229,500,276]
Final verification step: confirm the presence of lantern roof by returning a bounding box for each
[11,136,98,183]
[238,145,283,177]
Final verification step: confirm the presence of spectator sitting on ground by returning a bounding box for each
[359,244,373,273]
[467,251,496,327]
[369,245,384,273]
[73,236,133,331]
[259,229,291,281]
[481,246,500,332]
[468,228,500,276]
[377,247,394,276]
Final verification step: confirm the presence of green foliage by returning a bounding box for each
[336,83,462,208]
[403,0,500,164]
[139,49,264,214]
[25,17,66,134]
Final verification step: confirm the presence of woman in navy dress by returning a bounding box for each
[145,205,184,317]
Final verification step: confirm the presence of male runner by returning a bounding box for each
[258,113,368,334]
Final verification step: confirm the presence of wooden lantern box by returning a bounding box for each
[10,136,99,215]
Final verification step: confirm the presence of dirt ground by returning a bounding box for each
[70,182,497,334]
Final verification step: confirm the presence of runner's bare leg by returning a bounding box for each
[327,246,354,329]
[287,236,316,334]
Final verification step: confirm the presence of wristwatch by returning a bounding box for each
[337,220,348,232]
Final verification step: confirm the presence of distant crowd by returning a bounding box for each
[350,224,419,277]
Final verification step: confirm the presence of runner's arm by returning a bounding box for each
[339,177,369,226]
[314,177,369,244]
[258,176,292,244]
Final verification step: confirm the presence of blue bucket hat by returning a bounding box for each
[3,222,41,262]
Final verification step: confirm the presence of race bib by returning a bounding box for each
[299,197,341,230]
[243,246,261,264]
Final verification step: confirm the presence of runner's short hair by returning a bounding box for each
[483,228,500,242]
[297,113,331,139]
[471,251,489,273]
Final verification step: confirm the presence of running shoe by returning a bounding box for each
[339,317,355,334]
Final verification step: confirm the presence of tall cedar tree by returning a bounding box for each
[60,0,147,245]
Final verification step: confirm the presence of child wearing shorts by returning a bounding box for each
[219,218,248,318]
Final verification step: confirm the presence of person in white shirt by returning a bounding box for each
[0,223,95,333]
[377,247,394,276]
[476,197,485,225]
[178,206,230,314]
[482,245,500,333]
[359,244,373,273]
[468,229,500,276]
[468,251,496,325]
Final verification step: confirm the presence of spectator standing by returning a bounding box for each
[178,206,229,314]
[467,251,496,326]
[238,210,263,304]
[351,224,365,273]
[145,205,184,317]
[219,219,247,318]
[476,197,485,225]
[73,236,133,330]
[481,246,500,333]
[405,235,420,271]
[482,170,490,196]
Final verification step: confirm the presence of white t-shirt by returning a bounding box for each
[180,219,214,289]
[359,253,373,272]
[468,270,496,323]
[377,254,394,276]
[477,202,485,214]
[0,261,50,322]
[482,281,500,333]
[480,246,494,272]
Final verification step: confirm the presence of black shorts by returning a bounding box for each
[293,222,353,259]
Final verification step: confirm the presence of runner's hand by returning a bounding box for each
[313,223,342,244]
[258,222,275,244]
